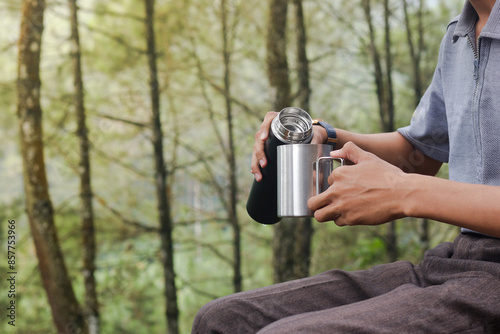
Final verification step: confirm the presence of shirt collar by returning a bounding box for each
[452,0,500,42]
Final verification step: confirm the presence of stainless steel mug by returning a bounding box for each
[277,144,344,218]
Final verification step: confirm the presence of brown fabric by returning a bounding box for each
[192,233,500,333]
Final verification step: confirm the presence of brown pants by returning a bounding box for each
[192,233,500,333]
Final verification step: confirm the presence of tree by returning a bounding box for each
[69,0,99,332]
[267,0,291,111]
[362,0,398,262]
[402,0,431,253]
[184,0,244,293]
[267,0,294,283]
[267,0,310,283]
[17,0,87,332]
[362,0,395,133]
[220,0,243,293]
[267,0,315,283]
[292,0,313,279]
[144,0,180,332]
[402,0,425,108]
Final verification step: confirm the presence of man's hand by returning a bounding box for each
[251,112,278,182]
[308,142,409,226]
[250,111,328,182]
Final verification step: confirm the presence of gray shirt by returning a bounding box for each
[398,1,500,233]
[399,1,500,186]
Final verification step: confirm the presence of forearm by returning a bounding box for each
[404,173,500,238]
[334,129,442,176]
[334,130,407,164]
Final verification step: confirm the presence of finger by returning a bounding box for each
[328,170,334,185]
[250,165,262,182]
[258,111,279,143]
[250,149,263,182]
[313,204,341,223]
[262,111,279,128]
[330,141,375,165]
[307,191,333,212]
[331,215,347,227]
[327,165,345,186]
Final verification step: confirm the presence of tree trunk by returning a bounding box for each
[17,0,86,333]
[267,0,314,282]
[220,0,242,293]
[362,0,386,130]
[383,0,395,133]
[293,0,311,111]
[383,0,398,263]
[267,0,290,111]
[403,0,429,253]
[292,0,313,279]
[362,0,398,262]
[403,0,424,107]
[144,1,179,333]
[273,223,296,283]
[420,218,430,254]
[69,1,99,333]
[267,0,296,283]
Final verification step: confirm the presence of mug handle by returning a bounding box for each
[315,157,344,195]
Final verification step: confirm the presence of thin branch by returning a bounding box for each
[187,31,228,154]
[77,5,144,22]
[243,229,273,245]
[180,238,234,266]
[177,276,221,300]
[89,112,150,128]
[80,21,145,54]
[204,77,262,120]
[94,193,159,233]
[179,141,229,209]
[91,145,151,179]
[44,100,72,146]
[168,150,219,174]
[175,217,229,227]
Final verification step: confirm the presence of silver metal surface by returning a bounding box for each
[277,144,342,218]
[316,157,344,195]
[271,107,313,144]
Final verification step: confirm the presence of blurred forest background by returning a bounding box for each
[1,0,464,333]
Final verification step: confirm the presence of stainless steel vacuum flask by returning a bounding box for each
[246,107,313,224]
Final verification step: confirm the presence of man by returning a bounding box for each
[192,0,500,332]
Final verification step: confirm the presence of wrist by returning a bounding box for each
[313,125,328,144]
[400,173,431,218]
[312,119,337,148]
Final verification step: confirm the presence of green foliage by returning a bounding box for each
[348,235,387,270]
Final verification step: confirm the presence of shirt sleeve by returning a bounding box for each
[397,38,450,163]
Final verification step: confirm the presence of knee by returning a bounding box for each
[192,297,241,334]
[192,294,270,334]
[192,298,220,334]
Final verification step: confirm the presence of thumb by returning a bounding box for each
[330,141,374,165]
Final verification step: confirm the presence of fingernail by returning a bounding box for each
[259,159,265,167]
[260,132,267,141]
[255,173,262,182]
